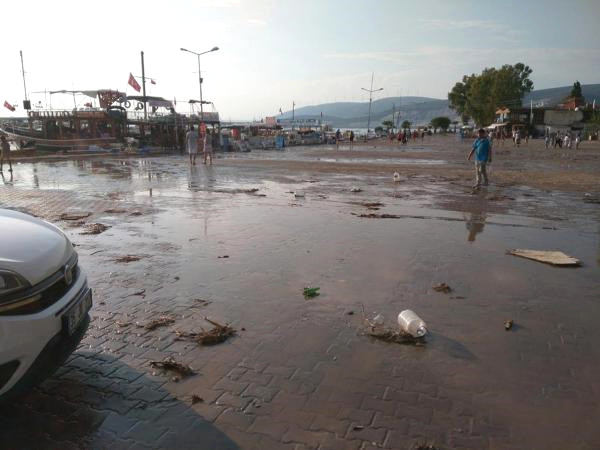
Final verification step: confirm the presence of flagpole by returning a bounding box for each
[141,51,147,120]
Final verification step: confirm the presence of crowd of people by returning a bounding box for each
[544,129,582,149]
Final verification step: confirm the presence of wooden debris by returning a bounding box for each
[80,223,110,235]
[175,318,236,346]
[218,255,230,259]
[507,249,580,266]
[432,282,452,293]
[104,208,127,214]
[359,213,402,219]
[361,202,384,208]
[60,212,91,221]
[192,298,212,308]
[150,357,195,378]
[142,314,176,331]
[115,255,142,263]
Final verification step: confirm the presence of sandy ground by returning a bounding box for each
[1,135,599,449]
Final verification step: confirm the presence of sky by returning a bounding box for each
[1,0,599,119]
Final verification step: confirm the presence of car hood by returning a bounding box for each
[0,209,73,285]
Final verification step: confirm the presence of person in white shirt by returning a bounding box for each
[186,124,199,166]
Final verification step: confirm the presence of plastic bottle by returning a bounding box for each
[397,310,427,337]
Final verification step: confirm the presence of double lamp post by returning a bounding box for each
[180,46,219,118]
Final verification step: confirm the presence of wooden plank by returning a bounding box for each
[508,249,581,266]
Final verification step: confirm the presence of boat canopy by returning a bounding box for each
[124,96,173,109]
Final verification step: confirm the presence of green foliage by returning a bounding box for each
[570,81,583,98]
[448,63,534,126]
[401,120,412,130]
[381,120,394,130]
[374,126,384,133]
[303,286,320,299]
[430,116,451,132]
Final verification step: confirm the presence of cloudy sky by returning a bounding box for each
[1,0,598,119]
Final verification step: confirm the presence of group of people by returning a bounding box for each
[544,130,582,149]
[185,124,216,165]
[335,129,355,149]
[389,129,426,144]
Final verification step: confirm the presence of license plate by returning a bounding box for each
[63,289,92,335]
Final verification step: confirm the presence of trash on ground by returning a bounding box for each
[303,286,320,299]
[398,310,428,337]
[432,282,452,293]
[150,357,195,379]
[346,310,355,315]
[507,249,580,266]
[352,425,365,431]
[191,394,204,404]
[80,223,110,235]
[294,191,305,198]
[350,187,363,193]
[130,211,144,216]
[142,314,176,331]
[361,306,426,345]
[218,255,230,259]
[372,314,384,325]
[175,317,236,346]
[582,196,600,204]
[60,212,91,221]
[192,298,212,308]
[115,255,142,263]
[393,172,401,182]
[361,202,384,208]
[504,319,514,330]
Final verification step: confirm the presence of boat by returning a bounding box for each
[0,90,127,152]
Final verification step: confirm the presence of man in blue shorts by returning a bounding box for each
[467,128,492,189]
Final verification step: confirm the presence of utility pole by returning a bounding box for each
[530,99,533,125]
[292,101,295,130]
[392,103,395,134]
[361,73,383,138]
[141,51,148,120]
[20,50,29,110]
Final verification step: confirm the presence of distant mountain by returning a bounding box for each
[281,84,600,128]
[523,83,600,107]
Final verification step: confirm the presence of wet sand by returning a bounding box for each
[1,135,599,449]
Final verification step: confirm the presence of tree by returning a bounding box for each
[430,116,451,133]
[374,126,384,133]
[448,63,534,126]
[401,120,412,130]
[381,120,394,130]
[570,81,584,100]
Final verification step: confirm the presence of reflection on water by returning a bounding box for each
[465,211,487,242]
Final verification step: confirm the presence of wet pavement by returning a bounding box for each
[1,138,600,449]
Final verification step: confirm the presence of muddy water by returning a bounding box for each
[2,151,600,448]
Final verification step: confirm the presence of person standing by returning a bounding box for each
[203,129,213,165]
[335,129,341,149]
[467,128,492,189]
[0,135,12,172]
[575,131,582,149]
[186,124,199,165]
[349,130,355,150]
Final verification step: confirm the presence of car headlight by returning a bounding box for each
[0,270,29,297]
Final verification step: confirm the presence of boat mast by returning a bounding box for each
[141,51,147,120]
[20,50,29,109]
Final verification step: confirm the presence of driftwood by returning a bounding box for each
[507,249,580,266]
[150,357,195,378]
[175,318,236,346]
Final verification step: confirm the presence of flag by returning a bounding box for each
[128,73,141,92]
[150,79,156,85]
[3,101,15,112]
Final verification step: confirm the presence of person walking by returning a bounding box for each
[186,124,199,165]
[349,130,355,150]
[203,129,213,165]
[467,128,492,189]
[335,129,341,149]
[575,131,582,149]
[0,135,12,173]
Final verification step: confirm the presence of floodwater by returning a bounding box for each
[1,140,600,448]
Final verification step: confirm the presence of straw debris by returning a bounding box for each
[175,318,236,346]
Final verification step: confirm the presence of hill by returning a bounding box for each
[282,83,600,128]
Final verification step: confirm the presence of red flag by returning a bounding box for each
[3,101,15,112]
[128,73,141,92]
[150,79,156,85]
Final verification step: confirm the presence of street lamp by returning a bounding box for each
[361,73,383,138]
[180,46,219,118]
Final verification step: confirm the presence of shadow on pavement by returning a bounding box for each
[0,351,239,449]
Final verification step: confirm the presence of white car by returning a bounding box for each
[0,209,92,401]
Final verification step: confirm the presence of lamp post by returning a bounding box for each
[361,73,383,138]
[180,46,219,119]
